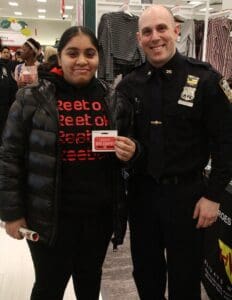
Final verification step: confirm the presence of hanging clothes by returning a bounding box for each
[206,17,232,80]
[98,11,145,82]
[194,20,205,61]
[176,19,196,58]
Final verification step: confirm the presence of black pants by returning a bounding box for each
[128,175,205,300]
[28,213,113,300]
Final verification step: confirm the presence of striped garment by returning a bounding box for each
[98,11,145,82]
[206,17,232,80]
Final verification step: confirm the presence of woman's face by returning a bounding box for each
[58,33,99,86]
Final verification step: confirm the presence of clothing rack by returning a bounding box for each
[202,0,210,61]
[208,9,232,18]
[119,2,133,16]
[202,3,232,61]
[96,1,150,31]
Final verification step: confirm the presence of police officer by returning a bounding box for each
[116,5,232,300]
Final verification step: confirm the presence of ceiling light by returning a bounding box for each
[14,11,22,15]
[38,15,45,19]
[65,5,74,10]
[9,2,18,6]
[37,0,47,2]
[188,1,203,5]
[38,9,46,13]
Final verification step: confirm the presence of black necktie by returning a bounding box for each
[147,69,164,179]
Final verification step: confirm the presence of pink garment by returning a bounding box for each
[206,17,232,80]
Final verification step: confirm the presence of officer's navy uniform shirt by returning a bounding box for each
[116,51,232,203]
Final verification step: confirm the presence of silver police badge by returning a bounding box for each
[178,74,199,107]
[180,86,196,102]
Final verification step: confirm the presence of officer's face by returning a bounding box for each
[137,6,180,68]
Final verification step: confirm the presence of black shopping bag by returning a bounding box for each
[202,186,232,300]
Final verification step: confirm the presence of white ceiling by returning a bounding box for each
[0,0,223,22]
[0,0,76,21]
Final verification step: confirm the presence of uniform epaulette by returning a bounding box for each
[186,57,212,70]
[186,57,221,76]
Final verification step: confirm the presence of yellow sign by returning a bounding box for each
[218,239,232,284]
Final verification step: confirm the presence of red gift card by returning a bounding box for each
[95,136,116,150]
[92,130,118,152]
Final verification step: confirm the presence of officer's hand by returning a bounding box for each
[193,197,219,229]
[114,136,136,162]
[5,218,27,240]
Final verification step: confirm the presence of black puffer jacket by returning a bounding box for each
[0,75,133,247]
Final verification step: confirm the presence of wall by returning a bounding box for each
[222,0,232,10]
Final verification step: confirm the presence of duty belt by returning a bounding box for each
[154,172,203,185]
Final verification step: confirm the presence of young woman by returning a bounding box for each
[0,26,136,300]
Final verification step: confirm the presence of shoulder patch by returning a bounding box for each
[220,78,232,102]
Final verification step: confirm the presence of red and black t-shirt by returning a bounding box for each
[56,77,114,215]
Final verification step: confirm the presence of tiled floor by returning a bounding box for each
[101,230,139,299]
[101,228,210,300]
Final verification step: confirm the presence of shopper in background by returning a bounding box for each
[14,38,41,87]
[0,60,17,139]
[14,48,24,63]
[0,43,17,139]
[37,45,58,75]
[0,26,135,300]
[0,46,14,72]
[0,46,11,61]
[116,5,232,300]
[1,46,23,73]
[9,48,24,73]
[44,45,57,64]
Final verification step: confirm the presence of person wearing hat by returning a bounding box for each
[14,38,41,87]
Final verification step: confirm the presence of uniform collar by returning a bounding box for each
[144,51,184,81]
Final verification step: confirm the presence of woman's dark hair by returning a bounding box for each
[57,26,99,54]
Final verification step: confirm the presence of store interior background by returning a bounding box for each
[0,0,231,48]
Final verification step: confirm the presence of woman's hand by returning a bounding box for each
[5,218,27,240]
[115,136,136,162]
